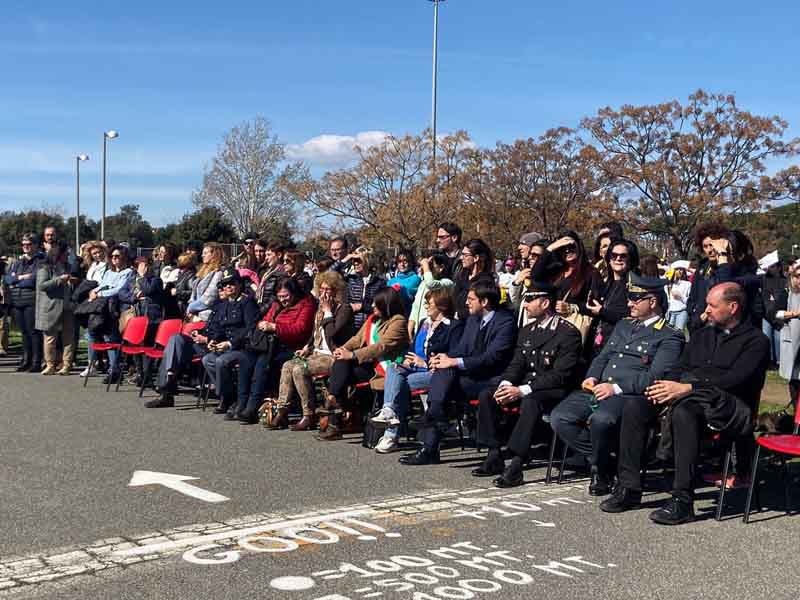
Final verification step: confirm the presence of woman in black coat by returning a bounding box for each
[3,233,45,371]
[453,238,496,320]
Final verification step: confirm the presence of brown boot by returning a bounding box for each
[316,413,342,441]
[267,407,290,430]
[290,415,315,431]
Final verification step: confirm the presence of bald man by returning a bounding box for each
[627,283,769,525]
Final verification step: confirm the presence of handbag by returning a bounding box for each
[561,291,593,343]
[118,306,137,334]
[247,328,275,354]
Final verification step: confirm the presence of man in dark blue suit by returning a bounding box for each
[399,282,517,466]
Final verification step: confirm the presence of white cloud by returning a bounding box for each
[287,131,390,169]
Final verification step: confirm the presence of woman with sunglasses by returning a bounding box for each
[282,249,313,295]
[5,234,46,372]
[585,239,640,357]
[85,245,134,384]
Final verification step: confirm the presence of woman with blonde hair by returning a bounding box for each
[343,246,386,330]
[81,241,108,284]
[186,243,224,321]
[274,270,355,430]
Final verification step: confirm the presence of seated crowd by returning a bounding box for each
[0,221,780,526]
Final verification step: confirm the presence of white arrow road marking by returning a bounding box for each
[128,470,229,503]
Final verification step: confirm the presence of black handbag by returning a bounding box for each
[247,328,275,354]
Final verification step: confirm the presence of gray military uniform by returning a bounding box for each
[549,316,684,474]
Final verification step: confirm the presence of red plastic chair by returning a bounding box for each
[181,321,206,336]
[83,316,149,390]
[743,404,800,522]
[137,319,184,397]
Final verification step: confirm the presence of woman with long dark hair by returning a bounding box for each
[388,248,421,312]
[546,230,600,320]
[585,239,640,355]
[318,287,409,441]
[453,239,495,320]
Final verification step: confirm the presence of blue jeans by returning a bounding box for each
[86,328,122,373]
[237,350,293,415]
[762,319,780,364]
[667,309,688,332]
[382,364,433,439]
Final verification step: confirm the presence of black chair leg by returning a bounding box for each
[114,359,125,393]
[546,428,558,485]
[743,445,761,523]
[557,438,569,484]
[83,359,95,388]
[196,369,207,409]
[716,445,733,521]
[782,457,791,514]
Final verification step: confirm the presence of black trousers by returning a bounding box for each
[670,397,753,500]
[477,387,565,460]
[327,359,374,406]
[12,305,42,367]
[418,367,501,452]
[617,395,658,490]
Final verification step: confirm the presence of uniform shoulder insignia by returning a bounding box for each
[654,318,679,332]
[653,318,665,330]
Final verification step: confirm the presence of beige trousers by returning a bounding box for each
[43,311,75,369]
[276,353,334,416]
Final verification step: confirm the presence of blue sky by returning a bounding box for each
[1,0,798,226]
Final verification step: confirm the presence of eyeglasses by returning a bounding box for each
[461,252,474,258]
[111,254,122,259]
[436,234,451,240]
[627,295,653,304]
[610,252,629,261]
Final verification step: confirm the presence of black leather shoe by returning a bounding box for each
[15,362,31,373]
[144,394,174,408]
[399,448,440,466]
[599,486,642,513]
[471,457,505,478]
[213,402,233,415]
[238,410,259,425]
[589,471,612,496]
[493,467,524,488]
[224,410,240,421]
[649,496,695,525]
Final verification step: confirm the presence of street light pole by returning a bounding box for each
[101,130,119,240]
[75,154,89,252]
[429,0,443,198]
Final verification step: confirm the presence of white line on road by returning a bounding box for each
[128,471,229,504]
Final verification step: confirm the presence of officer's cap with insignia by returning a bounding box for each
[522,280,558,303]
[627,272,667,307]
[217,267,242,288]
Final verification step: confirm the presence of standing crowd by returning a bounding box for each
[0,220,792,526]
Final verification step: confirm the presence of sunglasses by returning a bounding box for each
[610,252,629,261]
[560,244,578,253]
[627,295,653,303]
[111,254,122,258]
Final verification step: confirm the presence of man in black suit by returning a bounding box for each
[474,281,583,487]
[399,282,517,466]
[609,282,769,525]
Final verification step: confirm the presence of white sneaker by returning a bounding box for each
[80,367,90,378]
[371,407,397,425]
[375,436,398,454]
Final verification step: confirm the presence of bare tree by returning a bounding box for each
[192,117,308,237]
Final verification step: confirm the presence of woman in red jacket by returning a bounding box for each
[232,277,316,424]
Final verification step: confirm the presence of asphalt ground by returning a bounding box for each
[1,351,800,599]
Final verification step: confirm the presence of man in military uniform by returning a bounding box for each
[473,281,583,488]
[550,274,684,495]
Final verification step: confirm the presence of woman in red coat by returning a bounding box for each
[233,277,316,423]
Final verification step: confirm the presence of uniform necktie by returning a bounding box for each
[633,320,643,333]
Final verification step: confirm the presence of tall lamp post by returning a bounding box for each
[75,154,89,252]
[429,0,444,198]
[101,129,119,240]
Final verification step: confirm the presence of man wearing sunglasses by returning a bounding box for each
[550,273,684,497]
